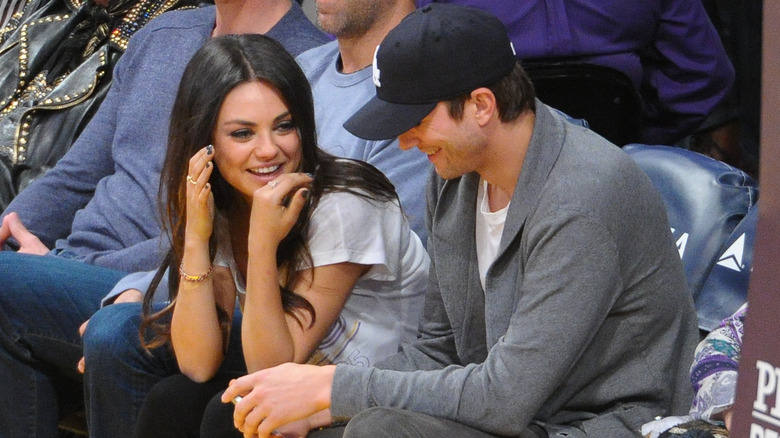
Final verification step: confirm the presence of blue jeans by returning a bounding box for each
[0,251,126,438]
[83,301,246,438]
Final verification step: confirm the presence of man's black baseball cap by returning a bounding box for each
[343,4,516,141]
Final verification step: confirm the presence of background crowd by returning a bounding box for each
[0,0,761,437]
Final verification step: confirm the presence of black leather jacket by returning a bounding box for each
[0,17,117,210]
[0,0,196,210]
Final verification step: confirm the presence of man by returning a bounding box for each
[221,5,700,437]
[296,0,429,241]
[0,1,327,436]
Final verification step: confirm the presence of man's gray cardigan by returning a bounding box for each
[332,102,700,437]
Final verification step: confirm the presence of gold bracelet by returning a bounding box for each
[178,263,214,282]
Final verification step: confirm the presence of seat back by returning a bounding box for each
[623,144,758,332]
[524,61,642,146]
[696,203,757,331]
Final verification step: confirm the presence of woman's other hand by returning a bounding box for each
[248,173,312,247]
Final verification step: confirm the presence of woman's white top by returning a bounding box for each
[215,191,429,367]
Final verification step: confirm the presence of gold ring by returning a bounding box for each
[186,175,197,185]
[268,180,280,189]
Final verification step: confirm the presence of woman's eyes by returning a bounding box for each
[275,120,296,133]
[229,129,253,140]
[226,121,294,139]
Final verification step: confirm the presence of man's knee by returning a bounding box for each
[0,252,122,308]
[83,303,145,359]
[0,252,43,302]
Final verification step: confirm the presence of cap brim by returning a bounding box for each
[344,97,437,141]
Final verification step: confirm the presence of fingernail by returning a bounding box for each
[206,144,213,155]
[301,189,310,200]
[305,172,314,178]
[205,162,211,168]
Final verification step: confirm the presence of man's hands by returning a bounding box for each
[0,212,48,254]
[221,363,336,438]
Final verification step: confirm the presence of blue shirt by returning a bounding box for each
[296,41,431,243]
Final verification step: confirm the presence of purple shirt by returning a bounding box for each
[416,0,735,145]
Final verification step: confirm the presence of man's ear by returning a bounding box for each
[469,87,498,126]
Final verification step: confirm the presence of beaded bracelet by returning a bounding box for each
[179,263,214,282]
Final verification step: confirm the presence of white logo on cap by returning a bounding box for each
[372,45,381,88]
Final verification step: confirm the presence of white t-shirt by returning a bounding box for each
[215,191,429,367]
[475,179,509,290]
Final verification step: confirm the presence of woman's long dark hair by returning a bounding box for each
[140,34,399,349]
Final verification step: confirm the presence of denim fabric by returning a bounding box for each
[0,251,126,438]
[83,301,246,438]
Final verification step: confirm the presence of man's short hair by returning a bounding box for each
[446,63,536,123]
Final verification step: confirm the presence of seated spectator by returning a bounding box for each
[686,0,762,177]
[211,5,700,437]
[78,1,433,436]
[415,0,735,146]
[642,303,746,437]
[98,34,427,438]
[689,303,746,430]
[295,0,429,242]
[0,1,327,436]
[0,0,201,211]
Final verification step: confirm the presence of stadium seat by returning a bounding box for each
[624,144,758,332]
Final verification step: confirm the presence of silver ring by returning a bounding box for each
[186,175,197,185]
[268,180,280,189]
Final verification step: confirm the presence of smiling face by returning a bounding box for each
[398,102,486,180]
[213,80,302,205]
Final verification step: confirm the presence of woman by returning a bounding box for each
[125,34,428,437]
